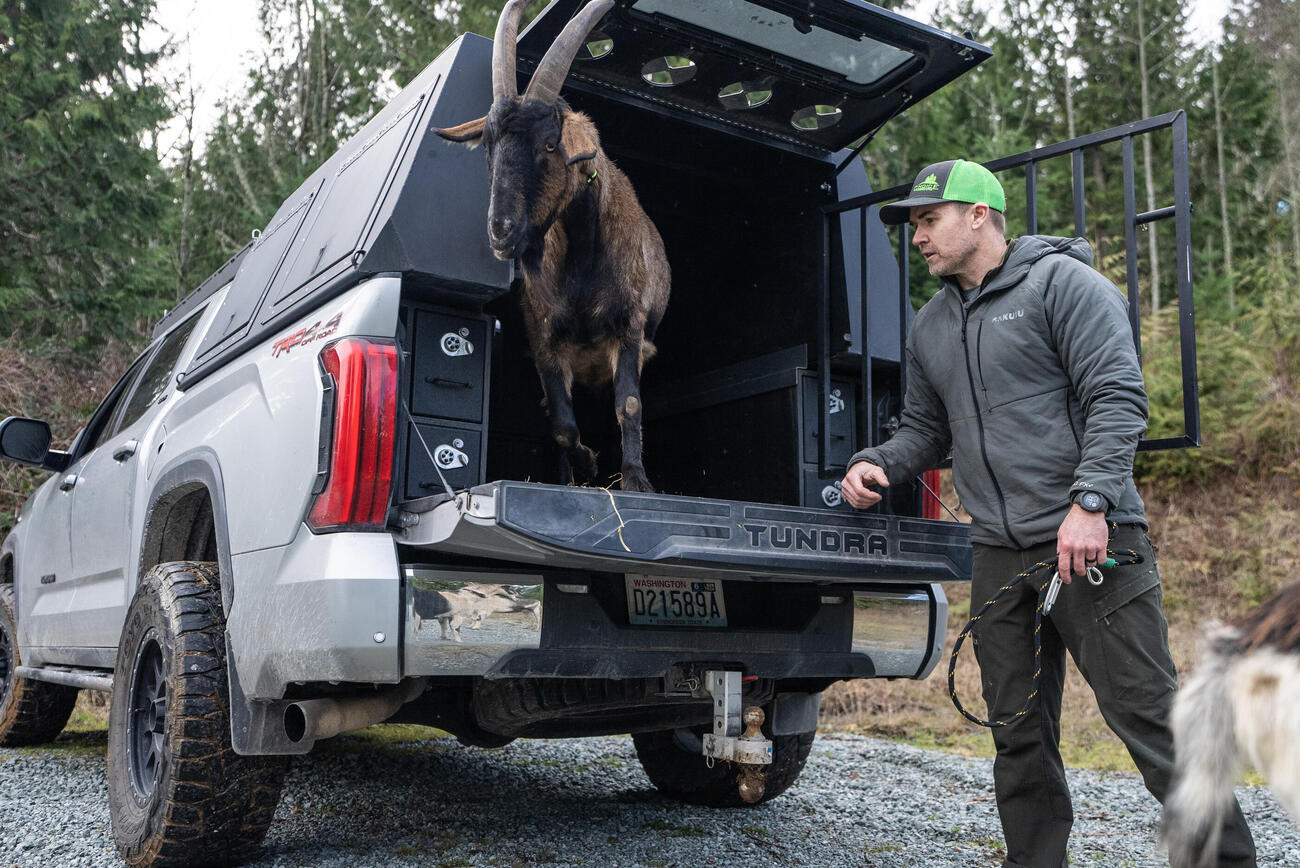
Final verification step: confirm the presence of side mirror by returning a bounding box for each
[0,417,70,473]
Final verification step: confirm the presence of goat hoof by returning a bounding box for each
[619,470,654,493]
[570,447,599,483]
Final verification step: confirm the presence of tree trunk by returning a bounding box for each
[177,72,196,301]
[1212,56,1234,309]
[1064,67,1077,141]
[1277,70,1300,271]
[1137,0,1162,314]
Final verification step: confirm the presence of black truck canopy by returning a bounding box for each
[171,0,988,386]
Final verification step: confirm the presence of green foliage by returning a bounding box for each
[0,0,174,343]
[1136,271,1300,489]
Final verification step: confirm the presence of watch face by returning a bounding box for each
[1081,492,1103,512]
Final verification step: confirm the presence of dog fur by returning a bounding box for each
[1163,581,1300,867]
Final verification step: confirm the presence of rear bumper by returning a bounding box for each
[402,569,948,681]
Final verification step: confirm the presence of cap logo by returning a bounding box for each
[913,173,941,193]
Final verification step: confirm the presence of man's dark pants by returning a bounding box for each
[970,523,1256,868]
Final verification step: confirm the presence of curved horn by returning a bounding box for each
[524,0,614,105]
[492,0,531,100]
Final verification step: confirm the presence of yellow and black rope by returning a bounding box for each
[948,527,1143,728]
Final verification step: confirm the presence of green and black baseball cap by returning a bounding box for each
[878,159,1006,225]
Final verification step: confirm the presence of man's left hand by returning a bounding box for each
[1056,505,1109,582]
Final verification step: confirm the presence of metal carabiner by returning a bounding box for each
[1044,564,1105,615]
[1042,570,1064,615]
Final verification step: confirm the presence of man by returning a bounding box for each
[839,159,1256,868]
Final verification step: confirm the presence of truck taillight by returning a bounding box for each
[921,469,941,520]
[308,337,398,532]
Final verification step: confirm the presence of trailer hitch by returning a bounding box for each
[702,670,773,803]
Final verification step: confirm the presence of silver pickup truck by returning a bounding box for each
[0,1,1200,865]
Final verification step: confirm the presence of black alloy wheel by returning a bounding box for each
[126,632,167,801]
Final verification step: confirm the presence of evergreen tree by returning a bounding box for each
[0,0,173,341]
[1185,0,1287,314]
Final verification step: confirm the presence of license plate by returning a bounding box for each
[625,575,727,627]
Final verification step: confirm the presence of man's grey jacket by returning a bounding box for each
[848,235,1148,549]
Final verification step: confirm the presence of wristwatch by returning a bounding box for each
[1074,491,1107,514]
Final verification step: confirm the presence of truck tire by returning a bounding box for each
[107,562,288,868]
[0,584,78,746]
[633,726,815,807]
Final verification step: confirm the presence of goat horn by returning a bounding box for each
[523,0,614,106]
[492,0,531,101]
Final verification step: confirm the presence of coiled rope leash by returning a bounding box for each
[947,526,1143,728]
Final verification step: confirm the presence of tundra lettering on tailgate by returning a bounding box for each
[741,524,888,556]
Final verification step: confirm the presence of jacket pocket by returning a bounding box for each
[1064,389,1082,451]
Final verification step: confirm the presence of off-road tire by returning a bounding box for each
[0,584,78,746]
[107,562,288,867]
[633,726,816,807]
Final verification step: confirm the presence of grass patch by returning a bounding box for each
[66,694,110,733]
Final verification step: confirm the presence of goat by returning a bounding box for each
[437,0,670,493]
[1162,580,1300,867]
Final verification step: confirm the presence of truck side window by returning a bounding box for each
[83,352,152,454]
[114,312,203,435]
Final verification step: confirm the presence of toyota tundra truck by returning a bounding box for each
[0,1,1201,865]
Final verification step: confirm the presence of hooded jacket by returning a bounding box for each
[849,235,1148,549]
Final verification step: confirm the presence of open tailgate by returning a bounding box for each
[400,481,970,581]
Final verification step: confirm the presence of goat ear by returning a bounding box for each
[560,111,599,167]
[436,116,486,146]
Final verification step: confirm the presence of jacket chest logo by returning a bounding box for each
[989,309,1024,324]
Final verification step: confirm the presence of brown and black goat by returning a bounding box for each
[437,0,670,493]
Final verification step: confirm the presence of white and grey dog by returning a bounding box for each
[1163,581,1300,867]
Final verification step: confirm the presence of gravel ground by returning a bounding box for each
[2,730,1297,867]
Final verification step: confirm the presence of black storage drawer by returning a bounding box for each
[405,422,484,499]
[801,376,856,468]
[411,310,489,422]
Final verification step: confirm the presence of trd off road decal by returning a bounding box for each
[271,313,342,357]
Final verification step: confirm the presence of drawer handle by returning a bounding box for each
[425,377,472,389]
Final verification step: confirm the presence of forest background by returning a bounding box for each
[1,0,1299,766]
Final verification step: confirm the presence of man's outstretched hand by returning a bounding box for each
[840,461,888,509]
